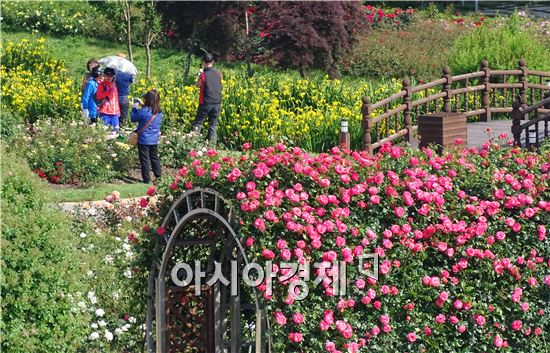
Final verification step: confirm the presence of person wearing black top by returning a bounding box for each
[192,53,223,146]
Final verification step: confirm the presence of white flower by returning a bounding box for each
[104,255,114,264]
[123,323,131,331]
[112,291,120,300]
[126,251,134,260]
[115,237,122,241]
[87,270,94,278]
[125,216,133,222]
[122,243,131,251]
[91,322,98,329]
[89,332,99,340]
[123,269,132,278]
[98,320,107,327]
[87,292,97,304]
[104,330,114,341]
[78,301,87,309]
[95,308,105,317]
[128,316,136,324]
[80,232,87,238]
[197,151,204,157]
[114,328,123,336]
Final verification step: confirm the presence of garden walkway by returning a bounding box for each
[407,119,546,149]
[466,119,546,148]
[55,197,139,213]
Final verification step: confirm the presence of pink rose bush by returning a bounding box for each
[142,141,549,352]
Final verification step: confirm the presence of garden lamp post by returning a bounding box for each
[339,118,350,150]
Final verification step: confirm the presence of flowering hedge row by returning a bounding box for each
[136,138,550,352]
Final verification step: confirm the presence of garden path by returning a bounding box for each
[55,198,140,213]
[466,119,547,148]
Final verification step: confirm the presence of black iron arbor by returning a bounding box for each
[146,188,270,353]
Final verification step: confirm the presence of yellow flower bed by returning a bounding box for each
[2,37,408,151]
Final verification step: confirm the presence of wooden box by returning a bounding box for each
[418,112,466,149]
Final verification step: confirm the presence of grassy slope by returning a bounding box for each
[1,30,355,85]
[42,182,149,203]
[2,31,187,79]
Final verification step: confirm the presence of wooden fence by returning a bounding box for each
[361,59,550,154]
[511,96,550,148]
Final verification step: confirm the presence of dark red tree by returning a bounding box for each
[257,1,366,78]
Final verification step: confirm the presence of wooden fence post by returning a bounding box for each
[361,96,373,154]
[402,78,413,144]
[481,60,491,122]
[442,67,452,112]
[518,58,528,107]
[511,98,523,147]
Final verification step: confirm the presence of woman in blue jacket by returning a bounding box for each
[131,89,163,184]
[81,67,101,123]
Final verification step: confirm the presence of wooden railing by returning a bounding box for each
[361,59,550,154]
[511,95,550,148]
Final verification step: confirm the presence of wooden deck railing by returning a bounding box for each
[361,59,550,154]
[511,95,550,148]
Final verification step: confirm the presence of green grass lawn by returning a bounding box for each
[2,30,350,86]
[3,31,189,79]
[43,182,149,203]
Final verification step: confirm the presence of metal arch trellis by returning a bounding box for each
[146,187,271,353]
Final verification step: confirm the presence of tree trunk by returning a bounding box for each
[244,5,253,78]
[184,20,199,81]
[124,0,133,62]
[145,41,151,80]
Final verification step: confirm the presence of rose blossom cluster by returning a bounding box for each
[153,142,549,352]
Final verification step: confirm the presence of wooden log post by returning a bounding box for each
[518,58,528,107]
[442,67,452,112]
[481,60,491,122]
[361,96,373,154]
[402,78,413,145]
[510,98,523,147]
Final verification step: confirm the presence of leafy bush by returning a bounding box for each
[361,5,415,30]
[1,148,90,352]
[0,110,24,142]
[159,130,210,168]
[449,13,550,74]
[134,139,550,353]
[345,20,469,80]
[1,1,104,37]
[14,120,135,185]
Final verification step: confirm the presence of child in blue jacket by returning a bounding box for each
[131,89,163,184]
[81,67,101,124]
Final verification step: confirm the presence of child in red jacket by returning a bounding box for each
[96,67,121,131]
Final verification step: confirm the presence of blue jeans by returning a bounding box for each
[193,103,221,145]
[101,114,120,131]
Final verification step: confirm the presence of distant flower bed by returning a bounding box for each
[19,120,135,185]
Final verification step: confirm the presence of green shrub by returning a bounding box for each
[13,120,135,185]
[0,110,25,142]
[0,148,90,352]
[346,20,469,80]
[0,1,108,37]
[449,12,550,74]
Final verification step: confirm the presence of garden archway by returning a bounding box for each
[145,188,270,353]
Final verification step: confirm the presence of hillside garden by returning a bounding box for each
[1,2,549,352]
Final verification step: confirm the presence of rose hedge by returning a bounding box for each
[135,139,549,353]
